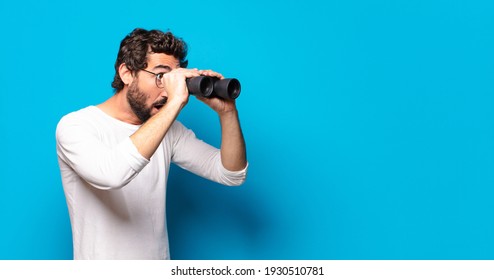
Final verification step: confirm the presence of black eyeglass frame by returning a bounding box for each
[140,69,166,88]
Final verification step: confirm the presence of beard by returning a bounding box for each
[127,81,152,123]
[127,80,168,123]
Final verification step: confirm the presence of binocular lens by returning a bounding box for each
[227,79,241,99]
[213,78,241,100]
[186,76,241,100]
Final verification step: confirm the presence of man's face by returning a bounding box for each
[127,53,180,123]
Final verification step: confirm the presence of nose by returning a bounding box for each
[160,89,168,98]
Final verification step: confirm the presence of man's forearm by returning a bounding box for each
[130,101,184,160]
[219,110,247,171]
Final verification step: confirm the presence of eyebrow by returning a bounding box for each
[152,65,173,72]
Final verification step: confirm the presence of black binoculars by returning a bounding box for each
[186,76,241,100]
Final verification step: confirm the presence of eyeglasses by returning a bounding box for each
[140,69,166,88]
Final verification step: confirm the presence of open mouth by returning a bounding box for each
[153,98,167,110]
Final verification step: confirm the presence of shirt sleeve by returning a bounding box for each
[170,121,248,186]
[56,114,149,190]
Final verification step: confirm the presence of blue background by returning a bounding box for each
[0,0,493,259]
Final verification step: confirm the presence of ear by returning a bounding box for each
[118,63,134,86]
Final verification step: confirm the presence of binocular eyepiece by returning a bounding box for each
[186,76,241,100]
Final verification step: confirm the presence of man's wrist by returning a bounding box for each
[218,108,238,119]
[163,97,187,112]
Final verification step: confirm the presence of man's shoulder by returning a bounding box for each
[58,106,99,124]
[61,105,97,118]
[56,106,101,135]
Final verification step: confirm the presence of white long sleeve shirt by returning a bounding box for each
[56,106,247,259]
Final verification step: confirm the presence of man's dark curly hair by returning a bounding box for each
[111,28,189,92]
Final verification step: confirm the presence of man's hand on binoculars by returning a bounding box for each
[193,69,237,114]
[160,68,200,108]
[198,69,224,80]
[159,68,237,115]
[196,93,237,116]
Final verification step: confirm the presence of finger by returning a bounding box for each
[183,71,201,79]
[195,95,207,102]
[198,69,224,79]
[195,95,216,106]
[169,68,200,78]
